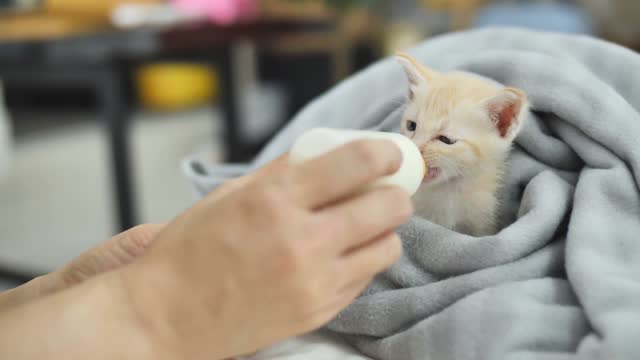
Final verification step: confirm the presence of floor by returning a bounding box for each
[0,107,222,277]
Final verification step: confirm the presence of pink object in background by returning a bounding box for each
[172,0,259,25]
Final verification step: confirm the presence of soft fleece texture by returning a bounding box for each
[185,28,640,359]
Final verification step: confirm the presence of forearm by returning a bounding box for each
[0,270,75,311]
[0,271,165,360]
[0,224,166,312]
[0,222,237,360]
[0,276,46,310]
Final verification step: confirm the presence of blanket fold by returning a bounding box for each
[185,28,640,359]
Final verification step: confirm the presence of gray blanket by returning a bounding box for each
[184,28,640,360]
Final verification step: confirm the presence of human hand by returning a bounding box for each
[119,140,414,359]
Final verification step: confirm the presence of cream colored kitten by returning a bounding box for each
[397,53,528,236]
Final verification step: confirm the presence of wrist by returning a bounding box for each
[119,249,245,360]
[117,254,236,360]
[72,271,169,360]
[108,265,182,360]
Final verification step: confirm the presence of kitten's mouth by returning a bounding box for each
[423,166,441,183]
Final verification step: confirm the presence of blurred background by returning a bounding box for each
[0,0,638,286]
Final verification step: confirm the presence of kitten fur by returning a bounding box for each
[397,53,529,236]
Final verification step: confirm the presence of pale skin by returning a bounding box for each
[0,139,413,360]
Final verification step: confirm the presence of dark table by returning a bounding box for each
[0,19,332,237]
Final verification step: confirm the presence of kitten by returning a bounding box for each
[396,53,528,236]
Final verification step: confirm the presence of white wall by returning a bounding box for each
[0,108,221,275]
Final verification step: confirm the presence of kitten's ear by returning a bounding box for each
[485,87,528,140]
[396,52,435,100]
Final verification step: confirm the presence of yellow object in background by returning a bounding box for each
[136,63,220,111]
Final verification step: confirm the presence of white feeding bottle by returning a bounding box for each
[289,128,426,196]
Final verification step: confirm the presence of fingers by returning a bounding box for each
[335,276,372,304]
[210,154,290,200]
[214,139,403,212]
[330,280,370,317]
[254,153,290,177]
[307,233,402,329]
[342,233,403,281]
[289,140,403,209]
[301,277,373,332]
[318,187,412,253]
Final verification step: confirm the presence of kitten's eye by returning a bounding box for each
[406,120,417,132]
[437,135,456,145]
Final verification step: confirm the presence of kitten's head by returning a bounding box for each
[396,53,528,187]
